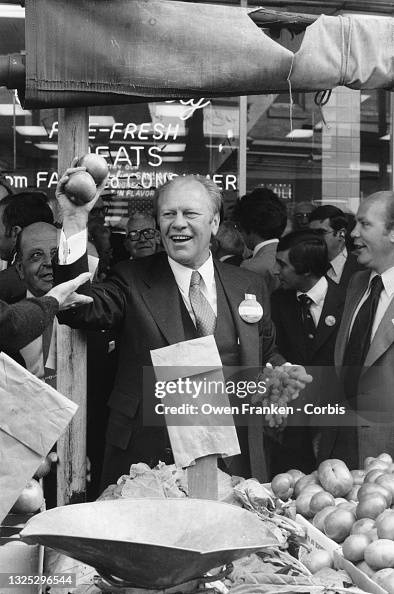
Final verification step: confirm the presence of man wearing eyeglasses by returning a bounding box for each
[309,205,362,291]
[124,212,160,260]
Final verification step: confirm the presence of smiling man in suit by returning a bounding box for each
[270,230,345,473]
[54,171,312,487]
[334,191,394,467]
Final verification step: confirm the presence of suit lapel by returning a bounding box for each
[335,272,370,368]
[214,261,260,366]
[138,255,186,345]
[364,295,394,369]
[312,282,343,354]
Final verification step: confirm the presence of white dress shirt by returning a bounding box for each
[297,276,328,327]
[349,266,394,341]
[252,238,279,258]
[327,247,347,284]
[20,290,57,378]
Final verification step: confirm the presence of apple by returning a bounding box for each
[309,490,335,514]
[351,518,376,535]
[77,153,108,186]
[323,508,355,542]
[312,506,337,531]
[376,509,394,539]
[364,456,376,469]
[376,474,394,498]
[295,486,322,518]
[11,479,44,513]
[364,539,394,570]
[342,533,371,562]
[356,493,388,520]
[64,171,97,205]
[294,474,319,497]
[286,469,305,484]
[373,569,394,594]
[302,550,333,573]
[365,469,386,483]
[317,459,353,497]
[358,483,392,506]
[271,473,293,500]
[377,453,393,465]
[366,460,390,472]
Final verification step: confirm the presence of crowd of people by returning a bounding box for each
[1,172,393,501]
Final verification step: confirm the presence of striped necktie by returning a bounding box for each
[189,270,216,337]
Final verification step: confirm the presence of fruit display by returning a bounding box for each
[270,452,394,592]
[64,153,108,204]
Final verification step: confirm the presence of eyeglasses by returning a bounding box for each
[127,228,156,241]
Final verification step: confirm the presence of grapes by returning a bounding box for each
[257,364,307,428]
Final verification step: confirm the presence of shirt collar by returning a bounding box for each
[330,247,347,276]
[370,265,394,298]
[253,238,279,258]
[297,276,328,306]
[168,253,215,293]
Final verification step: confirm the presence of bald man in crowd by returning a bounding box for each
[13,222,58,377]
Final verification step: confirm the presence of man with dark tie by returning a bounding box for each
[54,171,310,487]
[270,231,345,473]
[334,191,394,467]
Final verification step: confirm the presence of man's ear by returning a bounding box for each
[154,230,161,245]
[389,229,394,243]
[10,225,22,240]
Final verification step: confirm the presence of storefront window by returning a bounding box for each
[245,88,391,215]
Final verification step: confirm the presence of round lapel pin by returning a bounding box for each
[238,294,263,323]
[325,315,336,327]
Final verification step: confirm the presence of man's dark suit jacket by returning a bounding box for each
[56,251,284,482]
[337,253,363,293]
[0,265,27,304]
[270,279,346,471]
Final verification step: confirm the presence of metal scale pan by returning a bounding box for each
[21,498,279,589]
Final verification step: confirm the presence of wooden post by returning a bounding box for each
[187,455,218,500]
[390,93,394,192]
[56,107,89,506]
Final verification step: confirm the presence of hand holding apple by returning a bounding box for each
[56,157,108,238]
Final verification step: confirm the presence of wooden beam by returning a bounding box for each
[187,455,218,499]
[56,107,89,506]
[391,93,394,192]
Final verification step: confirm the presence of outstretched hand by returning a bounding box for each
[46,272,93,310]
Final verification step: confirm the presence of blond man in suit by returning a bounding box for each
[334,191,394,466]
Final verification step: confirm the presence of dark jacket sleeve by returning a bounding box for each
[55,253,128,331]
[0,296,58,351]
[255,275,285,367]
